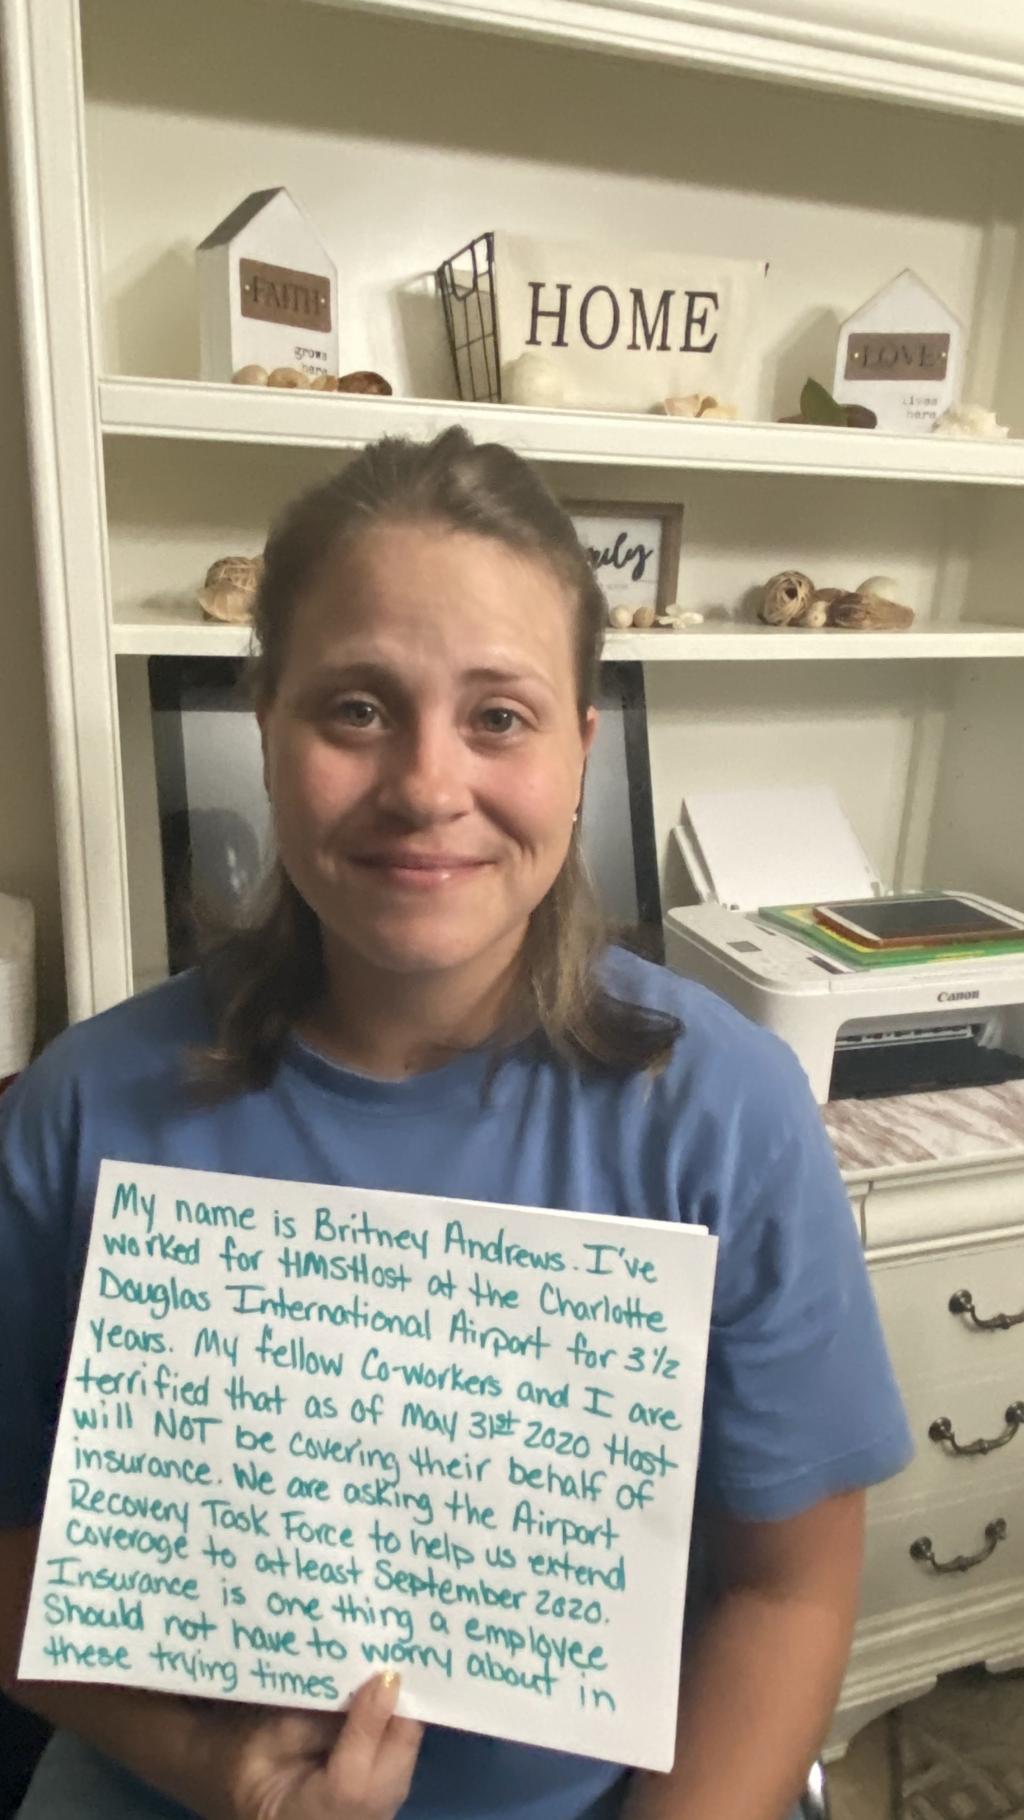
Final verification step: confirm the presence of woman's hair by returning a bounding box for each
[196,426,680,1093]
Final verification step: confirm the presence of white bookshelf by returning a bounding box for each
[321,0,1024,119]
[111,598,1024,663]
[8,0,1024,1768]
[7,0,1024,1019]
[100,376,1024,488]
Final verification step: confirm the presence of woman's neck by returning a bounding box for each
[299,940,524,1079]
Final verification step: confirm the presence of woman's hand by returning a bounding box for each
[221,1672,424,1820]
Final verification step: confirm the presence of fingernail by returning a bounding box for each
[381,1670,399,1693]
[376,1669,400,1709]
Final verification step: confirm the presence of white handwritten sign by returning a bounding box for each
[21,1161,717,1771]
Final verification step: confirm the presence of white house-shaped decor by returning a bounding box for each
[197,188,338,384]
[833,268,962,435]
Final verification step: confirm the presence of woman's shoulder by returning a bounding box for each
[603,942,782,1062]
[9,970,213,1107]
[601,943,813,1136]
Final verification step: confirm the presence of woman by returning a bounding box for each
[0,428,911,1820]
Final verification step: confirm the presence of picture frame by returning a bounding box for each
[567,500,684,617]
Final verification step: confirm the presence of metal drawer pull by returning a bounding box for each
[929,1402,1024,1456]
[910,1517,1007,1575]
[948,1289,1024,1331]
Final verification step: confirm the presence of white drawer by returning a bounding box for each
[871,1372,1024,1512]
[860,1485,1023,1622]
[862,1165,1024,1252]
[870,1241,1024,1391]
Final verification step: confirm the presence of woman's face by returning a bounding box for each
[259,521,596,996]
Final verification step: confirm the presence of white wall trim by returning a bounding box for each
[322,0,1024,119]
[1,0,132,1019]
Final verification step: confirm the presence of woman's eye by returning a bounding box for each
[477,706,524,736]
[329,698,380,729]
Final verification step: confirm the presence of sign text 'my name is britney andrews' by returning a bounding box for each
[21,1165,716,1770]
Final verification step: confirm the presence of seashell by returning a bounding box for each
[267,367,312,389]
[232,364,269,386]
[608,605,634,629]
[828,591,914,630]
[501,353,568,408]
[760,570,814,626]
[657,605,705,628]
[792,586,842,629]
[695,397,738,421]
[856,574,901,600]
[797,593,832,629]
[660,393,703,418]
[196,555,263,626]
[337,370,393,396]
[631,605,657,629]
[931,404,1009,440]
[310,374,339,391]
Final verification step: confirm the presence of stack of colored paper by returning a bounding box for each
[757,902,1024,969]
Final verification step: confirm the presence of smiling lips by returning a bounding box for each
[351,850,491,887]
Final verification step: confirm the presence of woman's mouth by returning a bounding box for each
[350,852,490,889]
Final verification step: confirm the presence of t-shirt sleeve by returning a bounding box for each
[697,1043,914,1520]
[0,1051,78,1525]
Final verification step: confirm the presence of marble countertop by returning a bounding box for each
[822,1079,1024,1175]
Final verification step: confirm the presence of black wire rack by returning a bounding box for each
[436,231,502,403]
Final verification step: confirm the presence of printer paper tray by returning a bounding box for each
[830,1035,1024,1101]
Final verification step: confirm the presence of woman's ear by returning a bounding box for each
[256,709,271,796]
[573,706,598,820]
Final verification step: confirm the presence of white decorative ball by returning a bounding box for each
[502,353,570,408]
[856,574,901,600]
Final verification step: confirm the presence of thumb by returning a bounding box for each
[326,1672,423,1795]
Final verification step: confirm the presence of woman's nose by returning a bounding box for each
[376,721,473,824]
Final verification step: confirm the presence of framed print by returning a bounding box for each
[567,500,684,617]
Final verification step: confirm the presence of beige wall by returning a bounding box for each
[0,84,65,1038]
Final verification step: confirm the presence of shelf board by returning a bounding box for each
[111,602,1024,662]
[606,624,1024,661]
[99,377,1024,488]
[315,1,1024,123]
[113,599,257,658]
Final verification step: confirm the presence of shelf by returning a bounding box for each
[605,625,1024,662]
[111,602,1024,662]
[113,599,257,659]
[319,0,1024,122]
[99,378,1024,489]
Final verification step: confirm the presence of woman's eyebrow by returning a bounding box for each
[461,664,557,695]
[306,658,557,695]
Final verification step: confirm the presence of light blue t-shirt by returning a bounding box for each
[0,949,912,1820]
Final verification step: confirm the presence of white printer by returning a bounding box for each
[662,788,1024,1103]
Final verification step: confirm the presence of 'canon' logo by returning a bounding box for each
[937,989,981,1003]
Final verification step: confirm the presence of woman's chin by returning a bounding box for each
[321,906,527,983]
[330,930,505,980]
